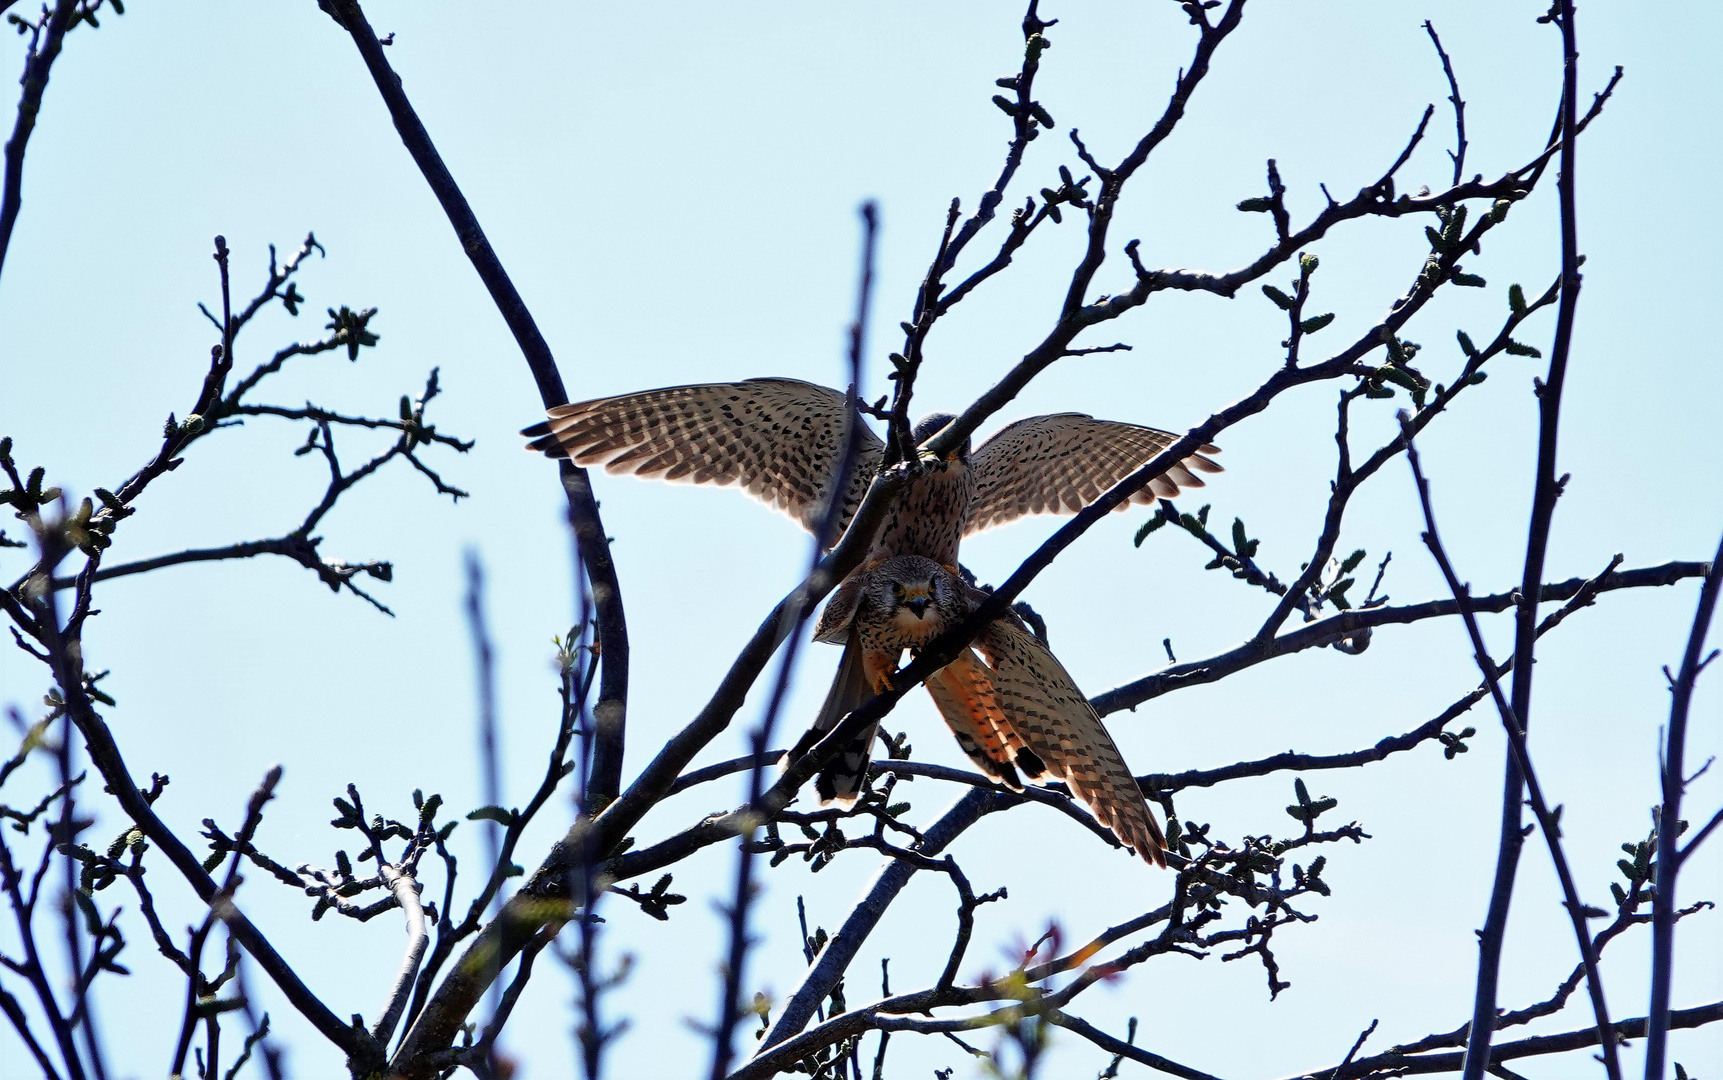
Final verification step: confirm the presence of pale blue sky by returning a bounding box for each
[2,2,1719,1077]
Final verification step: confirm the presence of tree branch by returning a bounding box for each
[319,0,631,808]
[1645,527,1723,1076]
[1286,1000,1723,1080]
[0,0,79,283]
[1403,428,1619,1080]
[369,864,429,1048]
[1092,561,1708,716]
[1462,4,1590,1073]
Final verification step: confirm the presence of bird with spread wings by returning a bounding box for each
[523,376,1216,830]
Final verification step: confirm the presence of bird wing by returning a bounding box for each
[922,649,1030,791]
[813,576,865,645]
[977,617,1167,867]
[523,378,885,537]
[965,414,1222,535]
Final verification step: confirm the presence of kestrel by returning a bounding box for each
[522,377,1217,816]
[810,555,1167,866]
[803,555,1036,794]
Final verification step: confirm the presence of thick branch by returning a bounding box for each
[321,0,631,803]
[1463,6,1589,1075]
[759,791,993,1050]
[370,864,429,1048]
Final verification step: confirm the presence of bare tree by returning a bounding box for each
[2,2,1718,1079]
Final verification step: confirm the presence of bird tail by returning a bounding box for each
[785,636,876,806]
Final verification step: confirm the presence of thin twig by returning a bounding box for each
[1048,1010,1225,1080]
[1423,22,1468,187]
[1092,561,1701,716]
[709,202,879,1080]
[0,0,79,283]
[1645,526,1723,1077]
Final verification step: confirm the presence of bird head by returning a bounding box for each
[912,412,970,463]
[868,555,952,625]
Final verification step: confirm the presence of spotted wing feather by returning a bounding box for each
[922,649,1028,790]
[965,414,1222,535]
[523,378,884,538]
[977,617,1167,866]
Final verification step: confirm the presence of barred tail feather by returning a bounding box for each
[785,638,876,807]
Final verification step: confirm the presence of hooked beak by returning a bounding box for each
[900,583,932,619]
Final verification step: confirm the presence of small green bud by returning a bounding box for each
[1443,205,1467,242]
[1508,283,1527,314]
[1261,284,1294,310]
[1236,197,1273,213]
[1299,312,1335,334]
[1299,252,1319,274]
[1133,515,1167,547]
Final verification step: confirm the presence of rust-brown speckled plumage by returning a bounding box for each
[974,615,1166,867]
[826,556,1167,866]
[811,556,1029,795]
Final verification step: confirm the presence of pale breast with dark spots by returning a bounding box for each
[865,461,975,568]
